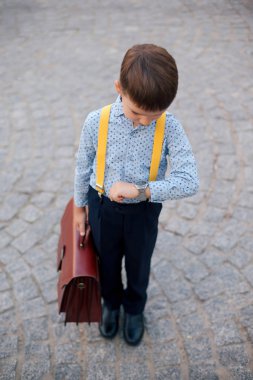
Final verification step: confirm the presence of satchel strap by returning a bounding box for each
[96,104,166,194]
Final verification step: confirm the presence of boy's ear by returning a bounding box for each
[114,80,122,95]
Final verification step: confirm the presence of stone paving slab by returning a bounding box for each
[0,0,253,379]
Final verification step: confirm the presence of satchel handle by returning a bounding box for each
[79,223,91,248]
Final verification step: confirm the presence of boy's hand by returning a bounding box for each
[74,205,89,236]
[109,181,139,202]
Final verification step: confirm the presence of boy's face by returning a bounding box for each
[115,80,166,127]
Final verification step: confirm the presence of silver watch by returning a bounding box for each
[134,183,148,201]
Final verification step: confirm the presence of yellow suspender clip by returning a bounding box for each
[96,104,166,194]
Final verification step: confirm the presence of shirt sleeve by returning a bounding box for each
[148,116,199,202]
[74,113,96,207]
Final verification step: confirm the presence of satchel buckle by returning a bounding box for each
[78,282,86,290]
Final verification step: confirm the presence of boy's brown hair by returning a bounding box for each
[120,44,178,111]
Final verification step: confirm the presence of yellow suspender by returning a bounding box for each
[96,104,166,194]
[149,112,166,181]
[96,104,111,193]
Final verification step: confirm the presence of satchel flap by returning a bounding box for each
[58,241,100,289]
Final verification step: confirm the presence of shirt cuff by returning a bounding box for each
[74,193,88,207]
[149,175,199,202]
[148,181,165,203]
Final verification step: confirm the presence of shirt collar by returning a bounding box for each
[113,95,125,117]
[113,95,156,129]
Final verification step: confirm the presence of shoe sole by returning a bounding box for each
[123,328,144,346]
[99,324,119,339]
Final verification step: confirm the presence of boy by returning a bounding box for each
[74,44,199,346]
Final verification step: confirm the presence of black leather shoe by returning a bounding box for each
[99,304,119,339]
[123,312,144,346]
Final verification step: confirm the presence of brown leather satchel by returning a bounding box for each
[57,198,102,324]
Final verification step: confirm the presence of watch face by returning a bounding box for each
[136,184,148,190]
[134,183,147,201]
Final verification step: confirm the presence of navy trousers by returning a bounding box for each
[88,186,162,315]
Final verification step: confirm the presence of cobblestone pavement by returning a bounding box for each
[0,0,253,379]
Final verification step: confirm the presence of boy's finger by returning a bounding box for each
[79,221,85,236]
[85,206,89,223]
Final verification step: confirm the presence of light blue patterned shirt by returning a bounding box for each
[74,96,199,207]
